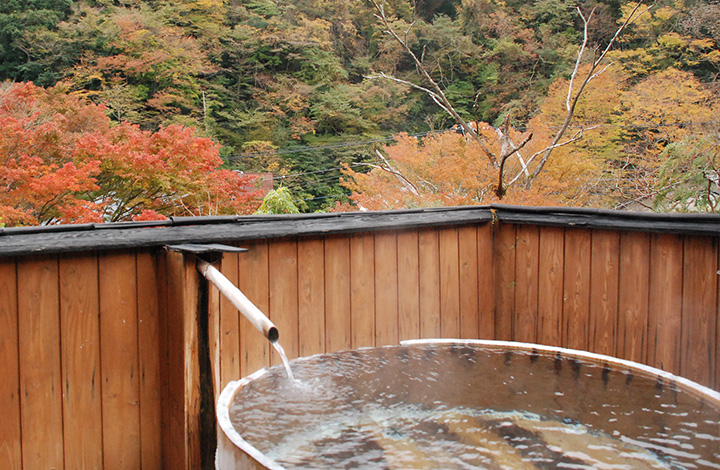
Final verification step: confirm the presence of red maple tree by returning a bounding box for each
[0,82,262,226]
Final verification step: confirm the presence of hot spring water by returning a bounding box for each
[219,340,720,470]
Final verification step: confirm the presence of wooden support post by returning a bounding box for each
[161,250,209,470]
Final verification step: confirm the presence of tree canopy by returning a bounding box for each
[1,0,718,221]
[0,81,262,226]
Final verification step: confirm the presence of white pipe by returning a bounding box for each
[197,259,279,343]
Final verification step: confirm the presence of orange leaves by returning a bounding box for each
[343,132,500,210]
[341,119,608,211]
[0,82,262,226]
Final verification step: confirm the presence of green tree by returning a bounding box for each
[255,187,301,214]
[654,132,720,212]
[0,0,73,83]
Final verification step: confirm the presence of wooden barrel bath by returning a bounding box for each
[216,340,720,470]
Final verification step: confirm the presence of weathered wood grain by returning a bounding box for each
[136,252,162,470]
[375,232,399,346]
[439,228,460,338]
[18,256,64,470]
[59,254,103,470]
[398,231,420,341]
[588,230,620,356]
[476,224,495,339]
[494,223,516,340]
[99,252,141,470]
[680,236,718,386]
[617,232,651,363]
[298,237,326,357]
[513,225,539,343]
[562,229,591,350]
[418,228,441,338]
[325,236,352,353]
[458,226,480,339]
[537,227,564,347]
[0,208,494,257]
[350,233,376,348]
[647,234,683,375]
[0,259,21,470]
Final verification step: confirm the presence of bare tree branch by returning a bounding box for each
[495,117,533,197]
[507,127,598,187]
[528,1,651,186]
[369,0,499,167]
[366,0,650,200]
[359,149,421,196]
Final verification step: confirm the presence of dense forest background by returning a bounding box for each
[1,0,718,223]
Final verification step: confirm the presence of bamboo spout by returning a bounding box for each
[196,259,279,343]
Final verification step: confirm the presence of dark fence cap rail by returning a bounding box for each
[0,205,717,257]
[491,204,720,234]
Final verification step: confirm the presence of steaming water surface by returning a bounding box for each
[229,344,720,469]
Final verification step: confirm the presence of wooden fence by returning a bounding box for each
[0,206,718,469]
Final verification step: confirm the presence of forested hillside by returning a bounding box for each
[1,0,718,223]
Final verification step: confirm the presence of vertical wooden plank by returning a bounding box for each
[207,255,221,399]
[156,250,170,469]
[99,252,141,470]
[375,232,399,346]
[513,225,539,343]
[136,252,162,470]
[398,231,420,341]
[680,237,718,387]
[476,224,495,339]
[0,259,21,470]
[717,242,720,393]
[59,254,103,470]
[17,256,64,470]
[237,241,270,377]
[563,229,592,351]
[183,257,202,470]
[162,251,187,470]
[350,233,376,348]
[647,234,683,374]
[617,232,651,363]
[458,226,479,339]
[439,228,461,338]
[298,238,326,357]
[537,227,564,347]
[494,223,516,340]
[717,242,720,392]
[218,253,240,389]
[419,229,441,338]
[325,236,352,352]
[588,230,620,356]
[269,239,299,364]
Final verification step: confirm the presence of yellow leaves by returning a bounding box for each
[658,32,718,58]
[610,48,654,77]
[621,68,715,128]
[658,32,685,48]
[704,49,720,64]
[194,0,226,9]
[691,38,716,50]
[295,15,334,50]
[653,6,679,23]
[620,4,677,38]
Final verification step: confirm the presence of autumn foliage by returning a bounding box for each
[0,82,262,226]
[342,62,719,212]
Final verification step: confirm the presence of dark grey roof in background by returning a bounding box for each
[0,204,717,257]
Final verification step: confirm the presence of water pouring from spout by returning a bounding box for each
[197,259,295,380]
